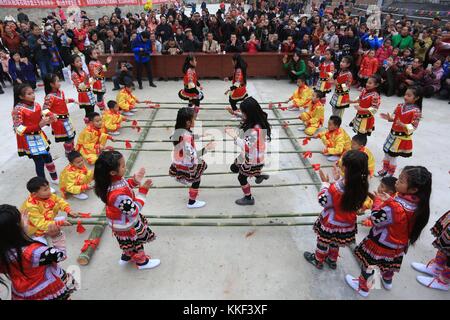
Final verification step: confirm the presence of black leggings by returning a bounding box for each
[229,96,239,111]
[230,163,248,186]
[191,181,201,189]
[32,153,54,179]
[136,61,153,85]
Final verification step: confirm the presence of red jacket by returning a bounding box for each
[359,56,378,78]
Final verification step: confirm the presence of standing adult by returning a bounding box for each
[131,31,156,90]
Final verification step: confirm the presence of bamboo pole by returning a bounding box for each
[113,148,322,154]
[76,108,160,266]
[135,101,285,106]
[112,136,314,143]
[126,165,333,179]
[149,182,320,189]
[272,108,323,192]
[122,122,302,129]
[128,117,301,122]
[76,212,320,220]
[70,220,316,227]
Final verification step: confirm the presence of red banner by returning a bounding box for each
[0,0,168,8]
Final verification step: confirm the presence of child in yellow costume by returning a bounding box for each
[116,80,151,116]
[337,134,375,177]
[76,112,111,165]
[103,100,126,136]
[21,177,78,244]
[316,115,351,162]
[285,76,313,110]
[299,90,325,136]
[60,151,94,200]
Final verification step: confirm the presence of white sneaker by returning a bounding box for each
[50,187,56,194]
[50,178,59,185]
[297,127,305,132]
[326,155,341,162]
[381,278,393,290]
[72,193,89,200]
[109,131,121,136]
[119,259,131,266]
[411,262,441,277]
[122,112,134,116]
[187,200,206,209]
[345,274,369,297]
[137,258,161,270]
[417,275,449,291]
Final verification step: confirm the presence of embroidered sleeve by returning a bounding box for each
[370,205,394,227]
[405,108,421,135]
[318,184,333,209]
[113,194,146,217]
[43,94,53,111]
[368,94,380,115]
[187,69,195,89]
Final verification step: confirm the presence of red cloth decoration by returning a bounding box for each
[312,164,321,171]
[80,238,100,253]
[104,146,114,151]
[282,121,289,128]
[136,126,141,133]
[362,218,373,227]
[76,220,86,234]
[125,140,132,149]
[302,151,312,158]
[131,120,138,127]
[268,103,273,109]
[280,107,288,111]
[79,213,92,218]
[302,137,311,145]
[278,103,282,107]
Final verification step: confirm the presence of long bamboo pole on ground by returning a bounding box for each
[272,108,322,193]
[128,117,301,122]
[113,148,323,154]
[112,136,315,143]
[76,108,160,266]
[122,122,302,128]
[76,212,320,220]
[70,220,317,227]
[148,182,321,189]
[127,165,333,179]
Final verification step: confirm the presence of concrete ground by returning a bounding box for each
[0,75,449,300]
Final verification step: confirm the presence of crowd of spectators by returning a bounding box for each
[0,0,449,99]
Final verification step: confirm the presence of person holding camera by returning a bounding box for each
[112,61,134,91]
[131,31,156,90]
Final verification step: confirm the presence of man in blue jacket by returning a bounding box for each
[131,31,156,89]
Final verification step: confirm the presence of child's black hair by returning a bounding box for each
[172,107,195,146]
[87,112,100,122]
[329,115,342,127]
[232,53,247,85]
[341,150,369,212]
[402,166,432,245]
[85,47,96,65]
[94,151,124,203]
[26,177,49,193]
[313,89,325,100]
[70,54,84,77]
[182,54,196,74]
[297,74,307,84]
[43,73,59,95]
[368,74,381,93]
[67,150,83,163]
[13,83,33,106]
[107,100,117,109]
[239,97,272,141]
[380,176,397,194]
[406,86,424,110]
[0,204,36,288]
[352,134,367,146]
[341,55,353,68]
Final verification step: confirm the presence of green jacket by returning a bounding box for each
[283,59,308,77]
[391,34,414,50]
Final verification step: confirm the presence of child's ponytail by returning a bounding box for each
[403,166,432,245]
[341,150,369,212]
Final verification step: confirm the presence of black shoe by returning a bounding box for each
[112,87,120,91]
[0,88,4,95]
[325,257,337,270]
[255,174,269,184]
[235,196,255,206]
[303,252,323,269]
[149,82,157,88]
[138,84,143,90]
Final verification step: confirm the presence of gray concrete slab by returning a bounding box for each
[0,76,449,300]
